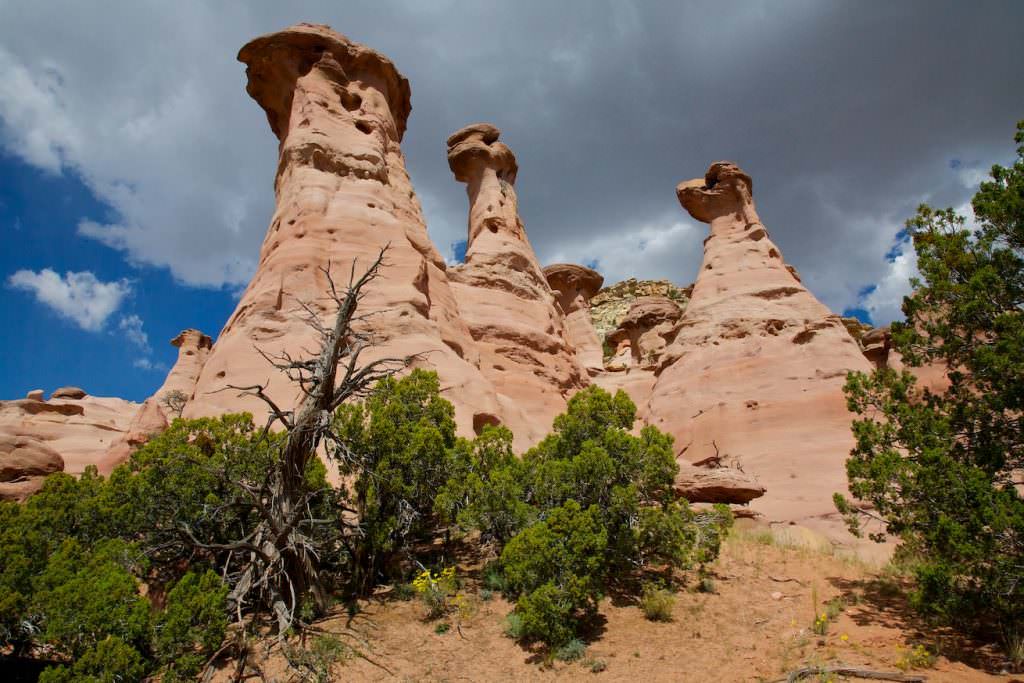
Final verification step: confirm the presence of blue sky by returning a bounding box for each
[0,152,236,400]
[1,1,1021,403]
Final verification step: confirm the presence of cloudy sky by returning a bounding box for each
[1,0,1022,401]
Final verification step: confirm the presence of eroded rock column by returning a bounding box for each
[544,263,605,372]
[649,162,872,528]
[447,124,586,449]
[185,24,502,437]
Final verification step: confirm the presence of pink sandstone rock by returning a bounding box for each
[647,162,873,534]
[184,24,506,444]
[674,460,765,504]
[25,389,44,401]
[0,432,64,501]
[446,123,588,448]
[544,264,605,372]
[51,386,87,400]
[606,296,683,370]
[102,329,212,469]
[0,394,138,484]
[156,329,213,404]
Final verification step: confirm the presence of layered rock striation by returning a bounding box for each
[183,24,506,438]
[446,124,587,447]
[648,162,872,526]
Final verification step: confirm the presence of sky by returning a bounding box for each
[0,0,1022,402]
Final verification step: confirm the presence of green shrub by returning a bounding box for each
[836,121,1024,662]
[333,370,459,586]
[639,584,675,622]
[153,570,229,679]
[554,638,587,662]
[39,635,148,683]
[503,612,525,639]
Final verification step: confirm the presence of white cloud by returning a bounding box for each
[858,249,920,326]
[132,357,166,372]
[118,314,151,353]
[7,269,131,331]
[0,6,274,288]
[544,216,704,287]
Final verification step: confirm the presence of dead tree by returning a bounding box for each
[209,246,412,633]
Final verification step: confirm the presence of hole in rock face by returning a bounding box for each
[355,120,373,135]
[216,371,226,378]
[768,248,780,259]
[473,412,502,435]
[339,90,362,112]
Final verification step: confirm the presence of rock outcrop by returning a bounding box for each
[0,392,138,499]
[674,461,765,504]
[606,296,684,370]
[545,264,605,372]
[446,123,587,448]
[183,24,506,443]
[590,279,690,341]
[51,386,87,400]
[156,329,213,405]
[648,162,873,530]
[0,433,64,501]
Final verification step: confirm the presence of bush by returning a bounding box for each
[333,370,459,586]
[153,570,229,679]
[837,120,1024,659]
[503,612,525,639]
[639,584,675,622]
[501,501,607,644]
[554,638,587,662]
[39,635,148,683]
[447,387,732,647]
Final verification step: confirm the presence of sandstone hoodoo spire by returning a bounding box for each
[155,329,213,402]
[544,263,605,372]
[184,24,504,436]
[446,123,587,448]
[649,161,872,531]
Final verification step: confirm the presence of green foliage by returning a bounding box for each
[283,634,352,683]
[436,425,532,545]
[438,386,731,647]
[838,120,1024,658]
[501,501,608,644]
[0,414,302,678]
[554,637,587,662]
[33,538,150,659]
[39,635,148,683]
[153,570,229,680]
[639,583,676,622]
[333,369,458,580]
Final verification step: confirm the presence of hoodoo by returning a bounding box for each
[544,263,605,372]
[182,24,505,437]
[446,124,587,448]
[648,162,872,528]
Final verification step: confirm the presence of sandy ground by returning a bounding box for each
[215,522,1017,682]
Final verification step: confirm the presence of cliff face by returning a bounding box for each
[648,162,873,527]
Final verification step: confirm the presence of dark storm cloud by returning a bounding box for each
[2,1,1022,322]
